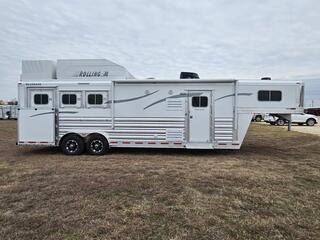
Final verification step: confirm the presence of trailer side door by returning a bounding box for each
[18,88,56,144]
[188,90,212,143]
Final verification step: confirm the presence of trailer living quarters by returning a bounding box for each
[17,59,304,155]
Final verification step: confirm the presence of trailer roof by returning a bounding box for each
[19,79,303,86]
[114,79,237,83]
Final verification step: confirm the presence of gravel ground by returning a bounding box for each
[258,117,320,136]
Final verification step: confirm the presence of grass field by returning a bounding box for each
[0,121,320,240]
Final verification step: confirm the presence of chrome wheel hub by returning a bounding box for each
[66,140,78,153]
[90,140,103,153]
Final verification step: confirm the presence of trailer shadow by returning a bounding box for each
[17,145,242,157]
[109,147,241,157]
[17,146,61,156]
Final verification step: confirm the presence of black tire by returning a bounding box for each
[276,119,285,126]
[306,118,316,126]
[60,134,84,155]
[255,115,262,122]
[86,134,109,155]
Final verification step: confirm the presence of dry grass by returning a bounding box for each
[0,120,319,240]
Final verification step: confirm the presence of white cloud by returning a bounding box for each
[0,0,320,100]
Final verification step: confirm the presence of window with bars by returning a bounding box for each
[88,94,103,105]
[34,94,48,105]
[62,94,77,105]
[192,96,208,107]
[258,90,282,101]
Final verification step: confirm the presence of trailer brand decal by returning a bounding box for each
[75,71,108,77]
[26,83,41,86]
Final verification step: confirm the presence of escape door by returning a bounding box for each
[18,88,56,144]
[188,90,212,143]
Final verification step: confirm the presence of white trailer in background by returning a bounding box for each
[9,105,18,119]
[17,59,304,155]
[0,106,8,119]
[0,105,18,120]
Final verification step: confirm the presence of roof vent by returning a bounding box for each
[261,77,271,80]
[180,72,200,79]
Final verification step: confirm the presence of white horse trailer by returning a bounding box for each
[0,106,7,119]
[17,59,304,155]
[10,105,18,119]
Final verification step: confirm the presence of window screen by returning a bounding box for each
[62,94,77,105]
[200,96,208,107]
[258,91,270,101]
[192,96,208,107]
[192,96,200,107]
[270,91,282,101]
[88,94,103,105]
[258,91,282,101]
[34,94,48,105]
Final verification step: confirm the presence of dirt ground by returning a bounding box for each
[0,120,320,240]
[284,117,320,136]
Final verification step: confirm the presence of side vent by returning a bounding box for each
[166,98,183,111]
[166,129,184,141]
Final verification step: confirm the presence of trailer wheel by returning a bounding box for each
[306,118,316,126]
[86,134,109,155]
[255,115,262,122]
[276,119,285,126]
[60,134,84,155]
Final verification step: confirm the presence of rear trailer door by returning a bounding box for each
[18,88,56,144]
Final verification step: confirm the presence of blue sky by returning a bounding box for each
[0,0,319,105]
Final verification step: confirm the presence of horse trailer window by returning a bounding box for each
[258,90,282,101]
[270,91,282,101]
[192,96,208,107]
[34,94,48,105]
[200,96,208,107]
[258,91,269,101]
[192,96,200,107]
[88,94,103,105]
[62,94,77,105]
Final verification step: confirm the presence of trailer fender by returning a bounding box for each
[83,132,110,144]
[59,131,111,145]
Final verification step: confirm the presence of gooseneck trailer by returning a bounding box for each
[17,59,304,155]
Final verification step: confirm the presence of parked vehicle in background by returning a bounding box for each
[252,113,265,122]
[305,107,320,116]
[264,113,318,126]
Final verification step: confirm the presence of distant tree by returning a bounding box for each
[7,98,17,105]
[8,100,18,105]
[0,100,5,105]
